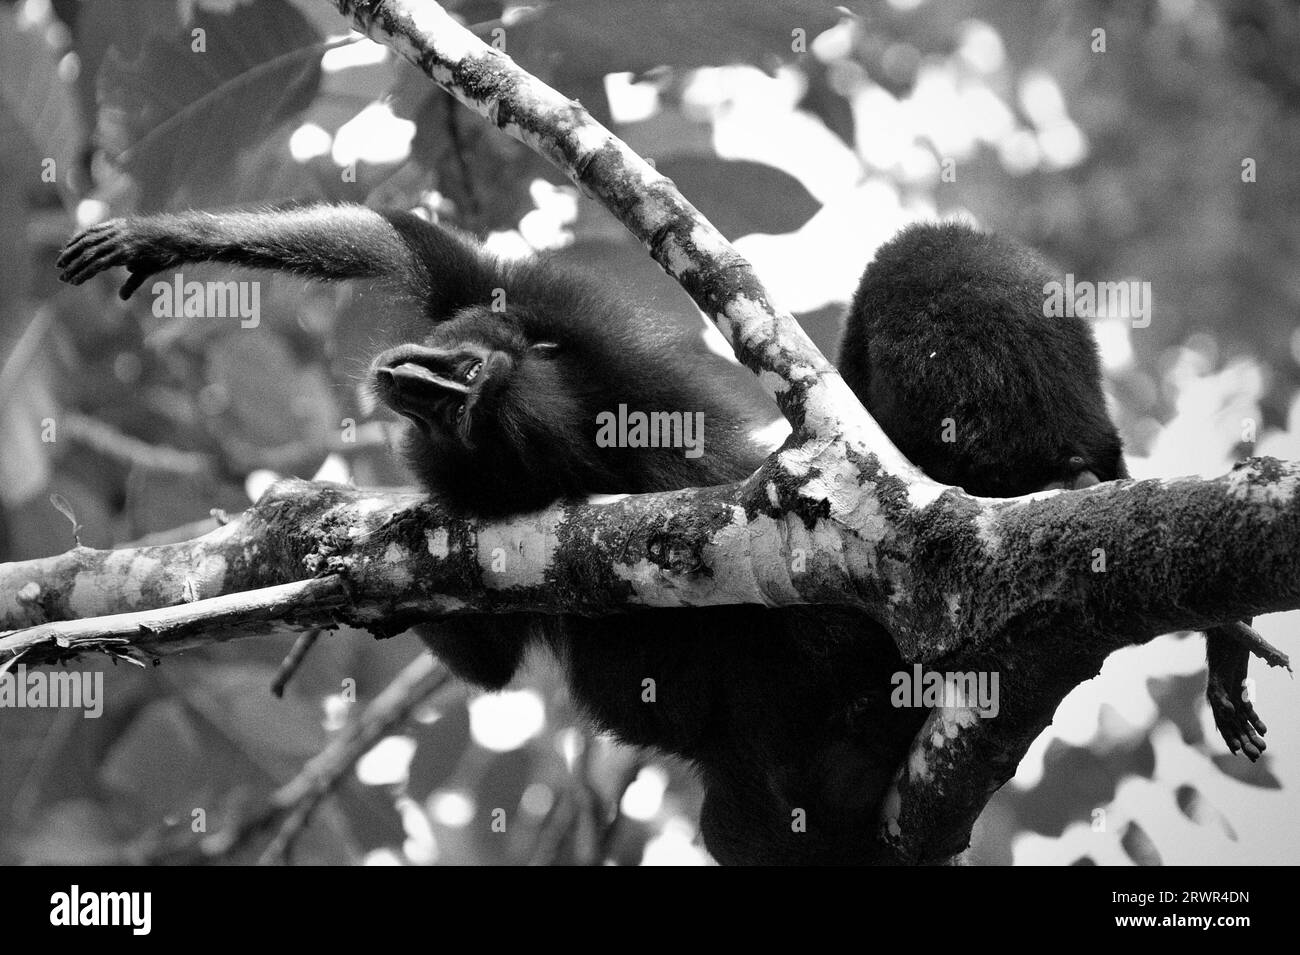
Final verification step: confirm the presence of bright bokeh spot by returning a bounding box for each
[244,468,279,503]
[619,766,669,821]
[556,726,584,770]
[706,65,860,204]
[73,198,108,229]
[357,734,416,786]
[641,818,710,865]
[399,795,438,864]
[310,452,350,484]
[518,179,579,250]
[429,789,475,828]
[811,19,855,62]
[996,129,1040,175]
[468,689,546,752]
[333,102,415,166]
[1137,351,1263,478]
[1038,120,1087,169]
[1093,316,1135,371]
[1018,71,1068,127]
[321,36,386,70]
[483,229,535,260]
[321,693,352,733]
[289,122,332,162]
[958,20,1005,74]
[605,71,660,123]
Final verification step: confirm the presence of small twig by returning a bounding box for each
[527,735,641,865]
[271,628,322,697]
[61,411,213,476]
[0,309,52,405]
[0,646,28,676]
[62,412,392,478]
[220,422,392,474]
[258,653,455,863]
[0,577,349,662]
[596,759,643,862]
[528,788,578,865]
[132,652,457,864]
[1209,620,1292,670]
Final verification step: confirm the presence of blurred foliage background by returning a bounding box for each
[1,0,1298,865]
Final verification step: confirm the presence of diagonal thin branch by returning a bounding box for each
[128,652,458,864]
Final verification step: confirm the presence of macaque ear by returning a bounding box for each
[530,341,560,356]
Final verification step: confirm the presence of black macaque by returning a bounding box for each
[57,208,1261,865]
[840,224,1126,497]
[842,225,1265,761]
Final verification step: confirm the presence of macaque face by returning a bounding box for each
[372,338,510,448]
[371,309,564,445]
[369,307,576,513]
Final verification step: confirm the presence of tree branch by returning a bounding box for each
[5,460,1297,667]
[5,0,1296,865]
[128,653,457,864]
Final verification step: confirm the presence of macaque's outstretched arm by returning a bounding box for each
[57,203,500,320]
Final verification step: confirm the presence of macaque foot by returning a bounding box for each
[1206,624,1269,761]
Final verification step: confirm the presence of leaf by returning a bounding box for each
[1175,784,1238,840]
[506,0,840,79]
[0,3,82,202]
[399,76,559,232]
[553,235,776,423]
[14,800,123,864]
[204,329,338,453]
[0,319,56,506]
[99,698,210,819]
[1119,820,1162,866]
[185,663,326,778]
[49,492,81,541]
[655,157,819,239]
[96,0,322,209]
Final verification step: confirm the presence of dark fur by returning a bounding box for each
[57,206,1254,864]
[841,222,1127,494]
[844,224,1259,762]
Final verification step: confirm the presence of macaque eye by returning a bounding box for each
[463,360,482,383]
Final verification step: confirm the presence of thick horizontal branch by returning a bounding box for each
[4,458,1298,671]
